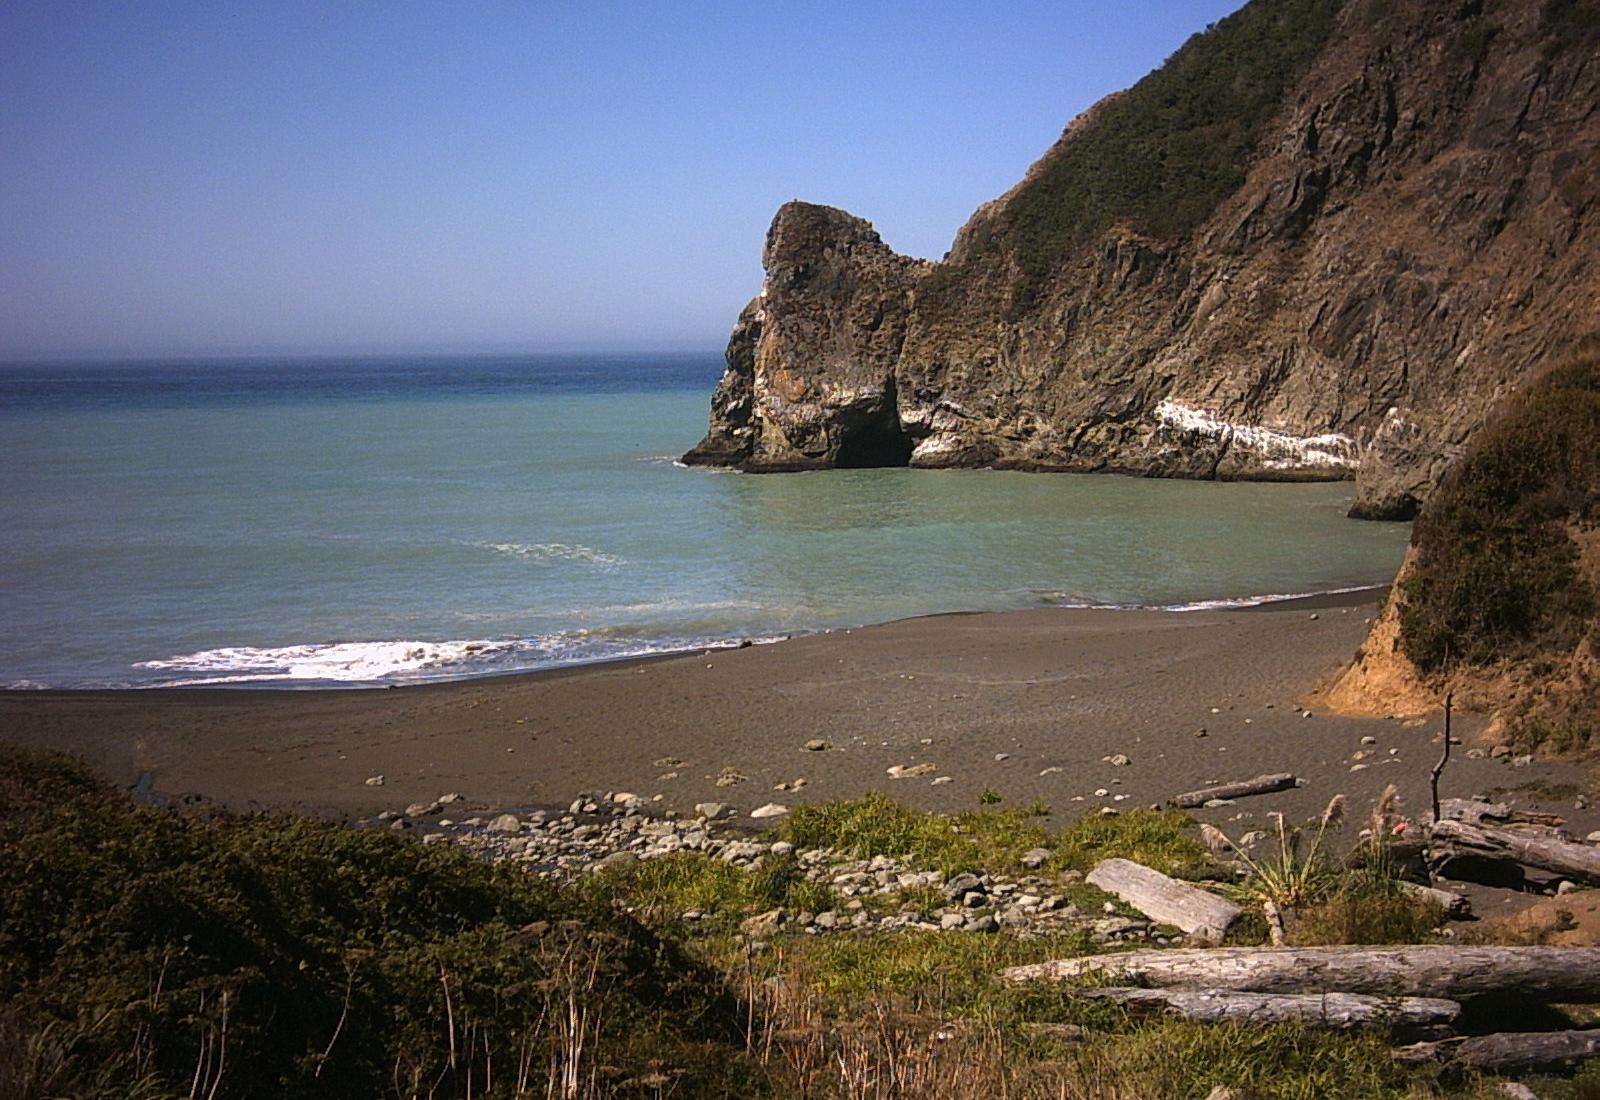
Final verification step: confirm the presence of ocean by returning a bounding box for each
[0,354,1412,688]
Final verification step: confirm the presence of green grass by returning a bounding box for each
[777,929,1091,1005]
[779,792,1208,879]
[778,791,1056,875]
[1053,807,1212,875]
[1292,878,1444,946]
[586,850,835,930]
[1066,1020,1425,1100]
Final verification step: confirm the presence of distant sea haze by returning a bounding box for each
[0,355,1411,688]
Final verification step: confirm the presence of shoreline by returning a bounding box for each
[5,583,1394,694]
[5,596,1593,845]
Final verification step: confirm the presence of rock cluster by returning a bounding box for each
[363,793,1175,943]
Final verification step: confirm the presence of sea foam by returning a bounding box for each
[483,542,624,567]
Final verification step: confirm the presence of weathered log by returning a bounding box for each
[1394,1029,1600,1074]
[1169,773,1298,808]
[1439,798,1566,832]
[1085,858,1242,939]
[1077,987,1460,1032]
[1429,818,1600,886]
[1394,879,1471,918]
[1001,945,1600,1002]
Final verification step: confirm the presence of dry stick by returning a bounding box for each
[205,991,229,1100]
[1262,899,1288,947]
[316,963,355,1078]
[1431,692,1453,824]
[440,960,458,1073]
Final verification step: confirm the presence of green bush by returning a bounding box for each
[0,746,761,1099]
[1398,353,1600,672]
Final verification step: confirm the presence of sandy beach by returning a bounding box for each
[3,595,1591,839]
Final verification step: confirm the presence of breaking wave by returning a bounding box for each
[130,628,787,688]
[482,542,625,567]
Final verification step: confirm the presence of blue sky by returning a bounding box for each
[1,2,1242,358]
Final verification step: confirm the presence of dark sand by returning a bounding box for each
[2,597,1593,840]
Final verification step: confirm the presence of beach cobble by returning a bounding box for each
[361,792,1172,943]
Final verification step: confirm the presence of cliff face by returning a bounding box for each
[684,0,1600,518]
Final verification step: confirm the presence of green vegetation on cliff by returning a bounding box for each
[1397,348,1599,751]
[1002,0,1344,309]
[1398,352,1599,674]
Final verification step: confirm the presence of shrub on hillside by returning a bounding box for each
[1397,353,1600,674]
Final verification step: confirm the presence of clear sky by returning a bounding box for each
[1,1,1244,359]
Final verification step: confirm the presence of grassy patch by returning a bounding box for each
[774,929,1090,1006]
[588,850,834,929]
[1053,807,1211,875]
[1293,878,1444,946]
[778,791,1059,875]
[781,793,1209,880]
[1065,1020,1424,1100]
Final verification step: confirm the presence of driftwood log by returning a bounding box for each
[1394,879,1472,918]
[1438,798,1566,831]
[1085,859,1242,939]
[1169,773,1298,809]
[1429,818,1600,886]
[1077,987,1459,1032]
[1395,1029,1600,1074]
[1001,945,1600,1002]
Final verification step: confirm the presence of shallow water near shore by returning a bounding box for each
[0,354,1411,687]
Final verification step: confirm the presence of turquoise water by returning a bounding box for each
[0,355,1412,687]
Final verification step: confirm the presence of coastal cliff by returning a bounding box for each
[685,0,1600,519]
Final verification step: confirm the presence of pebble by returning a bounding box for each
[750,803,789,819]
[803,739,830,751]
[1104,754,1131,766]
[364,775,385,787]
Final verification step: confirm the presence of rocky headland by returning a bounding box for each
[685,0,1600,521]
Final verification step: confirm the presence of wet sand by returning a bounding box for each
[1,597,1591,834]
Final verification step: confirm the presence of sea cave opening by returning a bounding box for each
[834,420,914,468]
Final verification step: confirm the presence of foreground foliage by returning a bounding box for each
[0,750,1559,1098]
[0,746,756,1100]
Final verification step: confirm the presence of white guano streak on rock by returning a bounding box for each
[910,433,964,461]
[1154,399,1360,470]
